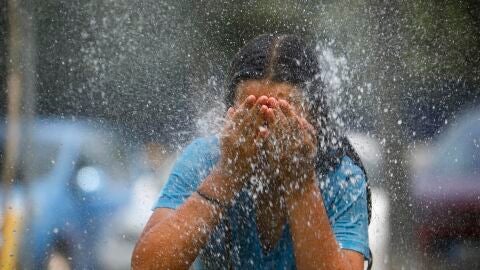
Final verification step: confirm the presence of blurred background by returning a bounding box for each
[0,0,479,269]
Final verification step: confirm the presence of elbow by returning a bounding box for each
[131,237,183,270]
[131,240,151,270]
[131,238,164,270]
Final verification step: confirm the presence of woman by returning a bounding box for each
[132,34,371,269]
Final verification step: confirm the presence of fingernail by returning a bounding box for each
[257,96,268,103]
[267,97,277,108]
[247,95,256,102]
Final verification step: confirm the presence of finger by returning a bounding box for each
[295,116,316,139]
[301,133,318,158]
[253,129,269,159]
[254,99,274,122]
[230,110,247,127]
[269,107,292,142]
[256,95,269,107]
[248,99,264,126]
[257,126,270,138]
[244,95,257,109]
[272,106,288,124]
[231,101,251,122]
[236,103,263,141]
[235,95,256,112]
[265,108,275,123]
[297,116,310,129]
[250,105,269,138]
[278,99,294,117]
[302,118,316,134]
[266,97,277,108]
[260,105,269,120]
[223,107,236,127]
[221,117,236,140]
[295,116,317,148]
[289,116,307,141]
[226,107,235,119]
[251,105,273,138]
[299,119,316,139]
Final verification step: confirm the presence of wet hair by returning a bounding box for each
[226,33,371,220]
[223,34,373,267]
[225,34,348,174]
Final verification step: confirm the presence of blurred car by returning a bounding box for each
[98,143,177,269]
[0,119,134,269]
[411,108,480,266]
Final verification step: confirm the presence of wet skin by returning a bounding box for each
[132,80,364,270]
[223,80,318,251]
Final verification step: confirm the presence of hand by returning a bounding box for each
[264,99,317,193]
[217,95,272,192]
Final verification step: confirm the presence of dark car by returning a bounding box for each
[411,108,480,267]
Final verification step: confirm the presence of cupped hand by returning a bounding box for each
[264,99,318,193]
[218,95,273,191]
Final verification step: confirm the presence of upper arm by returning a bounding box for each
[153,137,219,210]
[343,250,365,270]
[141,208,174,236]
[325,157,371,262]
[138,137,218,244]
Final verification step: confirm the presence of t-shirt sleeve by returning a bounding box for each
[153,137,219,210]
[323,156,371,260]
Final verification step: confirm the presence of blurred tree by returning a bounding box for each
[403,0,480,82]
[0,1,7,116]
[26,0,480,143]
[32,0,197,146]
[34,0,91,119]
[184,0,319,58]
[1,0,36,267]
[401,0,480,139]
[184,0,392,132]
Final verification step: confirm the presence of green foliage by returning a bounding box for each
[185,0,319,59]
[403,0,480,80]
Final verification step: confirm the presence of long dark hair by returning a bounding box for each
[225,34,354,174]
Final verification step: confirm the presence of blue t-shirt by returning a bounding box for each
[154,136,370,269]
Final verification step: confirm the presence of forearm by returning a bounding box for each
[286,179,355,270]
[132,170,229,269]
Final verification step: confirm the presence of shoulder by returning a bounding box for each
[334,156,367,190]
[174,136,220,169]
[165,135,220,187]
[182,136,220,158]
[153,136,220,209]
[324,156,371,260]
[320,155,367,215]
[320,155,367,193]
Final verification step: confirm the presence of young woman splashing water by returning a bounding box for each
[132,34,371,270]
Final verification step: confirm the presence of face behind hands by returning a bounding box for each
[221,79,318,194]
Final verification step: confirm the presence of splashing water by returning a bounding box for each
[194,45,354,140]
